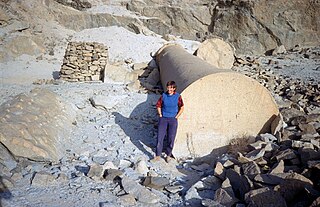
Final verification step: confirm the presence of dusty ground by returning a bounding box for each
[0,1,319,206]
[0,25,203,206]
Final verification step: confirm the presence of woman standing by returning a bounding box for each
[152,81,184,163]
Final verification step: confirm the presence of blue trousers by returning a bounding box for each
[156,117,178,157]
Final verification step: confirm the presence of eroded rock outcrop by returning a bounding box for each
[1,0,319,61]
[0,88,76,162]
[127,0,320,55]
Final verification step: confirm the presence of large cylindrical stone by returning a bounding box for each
[156,44,279,159]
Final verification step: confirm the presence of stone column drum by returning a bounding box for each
[156,44,279,159]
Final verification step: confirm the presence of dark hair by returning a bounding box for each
[166,81,177,89]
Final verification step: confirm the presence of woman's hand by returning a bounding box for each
[175,106,184,119]
[157,107,162,117]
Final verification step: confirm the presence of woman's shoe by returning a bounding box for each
[150,156,161,163]
[165,156,172,163]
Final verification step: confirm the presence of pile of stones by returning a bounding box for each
[187,128,319,206]
[182,47,320,206]
[181,86,320,205]
[60,42,108,82]
[233,47,320,115]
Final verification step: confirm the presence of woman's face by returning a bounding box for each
[167,85,175,95]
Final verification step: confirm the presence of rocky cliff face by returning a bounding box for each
[0,0,319,58]
[126,0,320,55]
[211,0,320,55]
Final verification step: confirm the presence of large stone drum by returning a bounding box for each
[156,44,279,158]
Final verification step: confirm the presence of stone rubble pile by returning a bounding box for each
[0,148,183,206]
[60,42,108,82]
[177,46,319,206]
[234,46,320,116]
[186,126,320,206]
[180,83,320,205]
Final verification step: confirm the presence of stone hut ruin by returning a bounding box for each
[60,42,108,82]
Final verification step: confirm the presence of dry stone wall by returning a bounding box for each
[60,42,108,82]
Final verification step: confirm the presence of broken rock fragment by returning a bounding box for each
[0,88,76,162]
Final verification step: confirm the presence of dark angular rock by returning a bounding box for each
[274,172,313,202]
[226,169,250,200]
[274,148,297,161]
[299,123,317,135]
[290,115,307,126]
[284,165,301,173]
[254,174,284,185]
[281,129,297,141]
[202,175,222,191]
[241,161,261,180]
[245,187,287,207]
[310,196,320,207]
[298,147,320,165]
[281,108,305,123]
[270,160,284,174]
[307,160,320,170]
[214,188,238,207]
[245,148,266,161]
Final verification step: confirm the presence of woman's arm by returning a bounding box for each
[156,96,163,117]
[175,105,184,119]
[157,107,162,117]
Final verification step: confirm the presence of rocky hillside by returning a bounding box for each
[1,0,319,62]
[0,0,319,206]
[126,0,320,55]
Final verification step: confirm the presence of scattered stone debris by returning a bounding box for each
[1,57,320,206]
[1,41,319,206]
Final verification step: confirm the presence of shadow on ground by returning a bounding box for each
[176,146,229,206]
[0,176,13,207]
[113,93,159,159]
[113,91,230,205]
